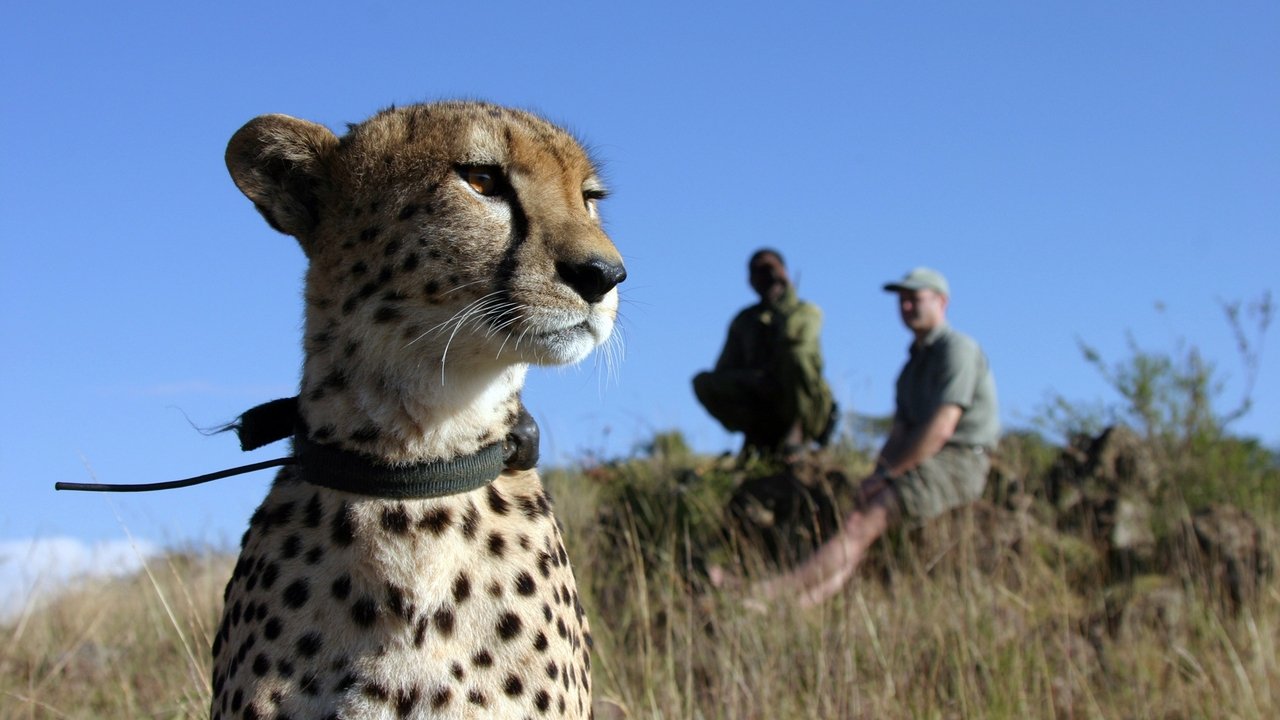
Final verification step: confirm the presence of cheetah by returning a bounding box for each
[211,102,625,719]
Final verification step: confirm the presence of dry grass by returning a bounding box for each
[562,485,1279,720]
[4,457,1276,719]
[2,553,230,719]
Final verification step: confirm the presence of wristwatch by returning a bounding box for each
[874,459,897,481]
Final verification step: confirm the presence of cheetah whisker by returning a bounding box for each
[404,292,506,349]
[595,326,626,392]
[440,278,489,296]
[494,312,532,358]
[484,308,525,340]
[437,295,515,377]
[513,325,534,358]
[478,303,520,332]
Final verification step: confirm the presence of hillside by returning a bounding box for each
[4,423,1277,719]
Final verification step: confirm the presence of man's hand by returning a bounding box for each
[857,471,893,508]
[876,404,962,481]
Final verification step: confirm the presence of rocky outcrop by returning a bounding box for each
[1046,425,1160,576]
[1099,574,1188,643]
[718,424,1272,618]
[1163,503,1273,610]
[724,458,857,566]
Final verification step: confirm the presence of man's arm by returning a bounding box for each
[713,314,746,371]
[876,404,962,477]
[878,419,908,466]
[785,303,822,346]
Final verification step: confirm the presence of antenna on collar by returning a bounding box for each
[55,397,540,495]
[56,458,296,493]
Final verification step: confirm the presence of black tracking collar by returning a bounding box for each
[56,396,538,499]
[293,431,505,499]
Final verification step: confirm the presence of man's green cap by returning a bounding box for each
[883,267,950,296]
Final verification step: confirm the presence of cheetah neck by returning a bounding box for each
[298,338,529,465]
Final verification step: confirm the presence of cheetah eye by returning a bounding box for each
[583,187,609,214]
[458,165,507,197]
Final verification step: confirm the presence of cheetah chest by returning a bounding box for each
[212,468,592,720]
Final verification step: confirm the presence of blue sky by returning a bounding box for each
[2,2,1276,557]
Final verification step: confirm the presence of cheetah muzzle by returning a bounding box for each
[210,102,624,720]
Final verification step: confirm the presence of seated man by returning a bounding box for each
[693,248,836,458]
[747,267,999,606]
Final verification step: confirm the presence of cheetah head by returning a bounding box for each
[225,102,625,459]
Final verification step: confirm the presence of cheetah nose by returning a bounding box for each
[556,257,627,304]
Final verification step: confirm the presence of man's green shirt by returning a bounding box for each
[894,323,999,448]
[716,286,834,439]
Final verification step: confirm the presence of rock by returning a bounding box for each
[1043,629,1103,718]
[904,501,1029,577]
[1108,496,1157,575]
[1047,425,1159,510]
[1101,574,1188,643]
[724,460,857,566]
[1045,425,1160,577]
[1164,503,1273,611]
[880,500,1103,590]
[985,430,1060,509]
[1027,528,1104,589]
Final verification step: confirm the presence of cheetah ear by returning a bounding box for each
[226,114,339,247]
